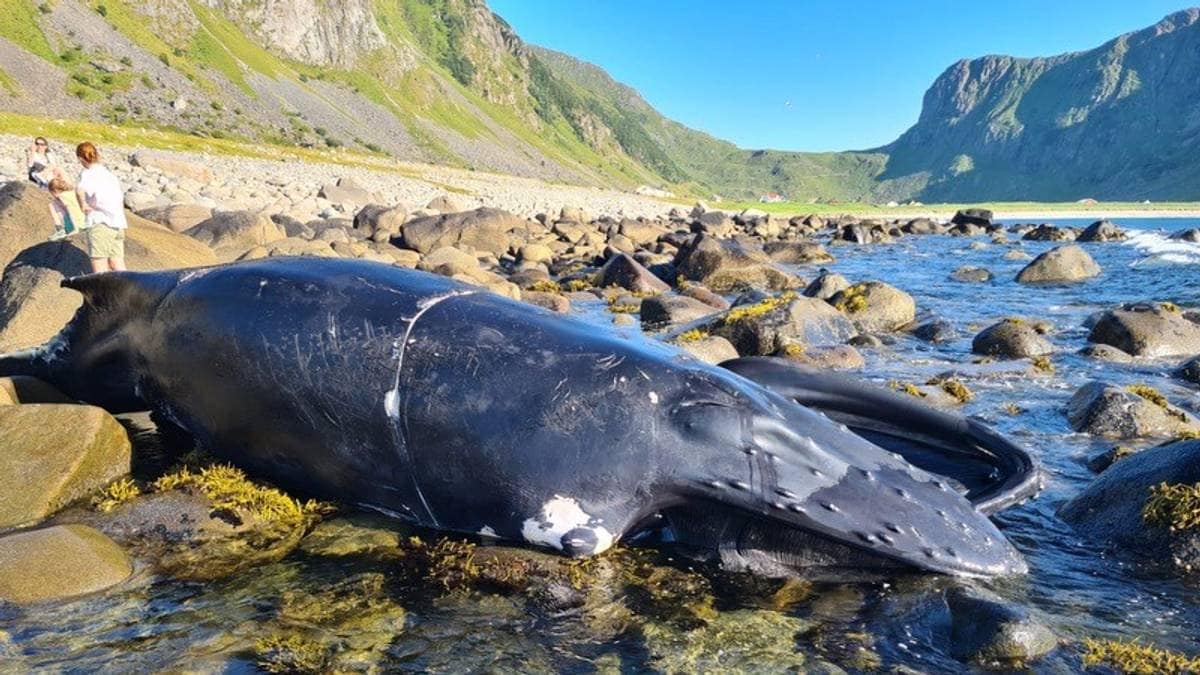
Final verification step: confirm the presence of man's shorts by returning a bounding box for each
[87,225,126,259]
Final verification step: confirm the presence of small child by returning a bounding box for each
[47,177,85,242]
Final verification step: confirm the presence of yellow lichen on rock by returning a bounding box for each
[1031,355,1055,373]
[832,284,868,314]
[676,329,708,343]
[928,378,973,403]
[1127,384,1169,408]
[527,279,562,295]
[889,381,926,398]
[92,478,141,513]
[722,291,797,324]
[151,464,323,527]
[1082,638,1200,674]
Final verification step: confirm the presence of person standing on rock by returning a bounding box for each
[75,142,128,273]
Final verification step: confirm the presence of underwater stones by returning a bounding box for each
[1079,344,1134,363]
[1066,382,1199,440]
[710,293,857,356]
[1060,440,1200,572]
[972,319,1054,359]
[950,266,993,283]
[0,524,131,603]
[827,281,916,333]
[641,609,814,672]
[946,587,1057,664]
[1177,356,1200,385]
[298,513,406,558]
[0,404,131,530]
[1076,219,1127,242]
[1015,244,1100,283]
[911,318,958,343]
[1088,303,1200,358]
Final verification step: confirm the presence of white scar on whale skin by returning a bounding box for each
[522,495,615,554]
[383,290,476,420]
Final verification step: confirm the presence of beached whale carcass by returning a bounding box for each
[0,258,1039,578]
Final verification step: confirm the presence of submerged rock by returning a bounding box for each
[946,587,1057,664]
[1066,382,1199,439]
[298,513,407,559]
[1177,356,1200,385]
[1088,303,1200,358]
[1078,344,1134,363]
[950,266,993,283]
[1015,244,1100,283]
[0,404,131,530]
[0,524,131,603]
[641,609,814,673]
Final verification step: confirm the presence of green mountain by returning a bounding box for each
[1,1,1197,202]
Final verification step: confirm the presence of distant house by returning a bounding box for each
[759,192,786,203]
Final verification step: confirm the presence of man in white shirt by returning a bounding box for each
[74,142,128,273]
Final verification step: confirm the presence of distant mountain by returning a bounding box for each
[879,7,1200,201]
[1,1,1197,202]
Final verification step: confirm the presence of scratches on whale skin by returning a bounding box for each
[384,290,476,421]
[595,353,626,372]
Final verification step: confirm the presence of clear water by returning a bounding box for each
[2,217,1199,673]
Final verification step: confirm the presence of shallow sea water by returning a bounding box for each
[2,217,1199,673]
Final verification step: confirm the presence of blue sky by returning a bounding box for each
[489,1,1190,152]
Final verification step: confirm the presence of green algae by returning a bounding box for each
[1143,482,1200,532]
[1083,638,1200,674]
[91,477,141,512]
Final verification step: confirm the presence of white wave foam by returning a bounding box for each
[1124,230,1200,266]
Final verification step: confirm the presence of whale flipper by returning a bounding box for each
[718,357,1042,514]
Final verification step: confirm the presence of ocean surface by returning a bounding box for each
[2,217,1199,673]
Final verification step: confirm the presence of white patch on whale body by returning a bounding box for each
[384,389,401,419]
[648,391,659,404]
[382,289,476,420]
[521,495,614,554]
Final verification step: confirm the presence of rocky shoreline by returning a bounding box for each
[1,159,1200,670]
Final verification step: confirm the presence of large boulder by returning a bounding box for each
[761,241,834,264]
[400,207,526,257]
[597,253,670,294]
[827,282,916,333]
[0,182,64,269]
[1015,244,1100,283]
[803,270,850,300]
[946,587,1056,664]
[0,376,71,405]
[1021,224,1076,242]
[417,247,520,300]
[710,293,857,356]
[136,203,213,233]
[1087,303,1200,357]
[674,234,799,292]
[972,319,1054,358]
[318,177,377,209]
[1076,219,1126,242]
[0,524,132,603]
[1059,440,1200,571]
[618,218,668,247]
[1066,381,1199,439]
[0,404,132,530]
[951,208,993,227]
[185,210,286,260]
[426,193,475,213]
[129,149,214,183]
[0,265,80,352]
[353,204,407,243]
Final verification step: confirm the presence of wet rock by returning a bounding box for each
[951,208,993,227]
[185,210,286,260]
[1022,224,1077,242]
[972,319,1054,358]
[1171,228,1200,243]
[1060,440,1200,572]
[0,524,131,603]
[675,334,739,365]
[1003,249,1032,262]
[762,241,834,264]
[597,253,670,294]
[946,587,1057,664]
[1066,381,1199,439]
[1088,303,1200,357]
[78,465,315,581]
[911,318,958,343]
[951,266,993,283]
[137,203,213,232]
[641,295,718,327]
[834,222,891,244]
[298,514,406,559]
[710,293,858,356]
[674,234,799,292]
[642,609,813,672]
[0,404,131,530]
[400,207,526,257]
[828,282,916,333]
[352,204,407,243]
[679,283,730,310]
[1015,244,1100,283]
[1079,344,1134,363]
[903,217,940,234]
[1177,356,1200,385]
[803,270,851,300]
[1077,219,1127,242]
